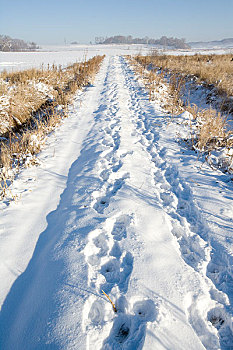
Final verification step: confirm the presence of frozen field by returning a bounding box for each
[0,44,232,73]
[0,44,150,72]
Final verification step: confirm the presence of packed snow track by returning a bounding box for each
[0,56,232,350]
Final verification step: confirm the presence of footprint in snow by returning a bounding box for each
[110,242,122,258]
[102,299,157,350]
[88,299,105,325]
[100,169,111,181]
[160,191,175,207]
[102,138,114,147]
[112,160,123,173]
[100,258,121,284]
[93,176,129,214]
[95,103,108,113]
[120,150,134,159]
[86,231,110,266]
[119,252,134,293]
[145,133,153,141]
[111,215,132,241]
[93,196,110,214]
[93,232,109,257]
[100,252,134,294]
[207,306,233,348]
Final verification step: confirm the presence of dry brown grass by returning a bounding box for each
[0,104,65,199]
[0,55,104,135]
[188,107,230,152]
[135,53,233,116]
[135,53,233,97]
[128,54,233,169]
[0,55,105,199]
[127,55,183,115]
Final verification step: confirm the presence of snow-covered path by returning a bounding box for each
[0,56,232,349]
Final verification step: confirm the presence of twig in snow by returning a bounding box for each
[102,290,117,313]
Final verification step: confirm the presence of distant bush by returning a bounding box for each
[95,35,190,49]
[0,35,39,52]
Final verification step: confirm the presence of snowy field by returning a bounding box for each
[0,44,232,73]
[0,44,150,72]
[0,50,233,349]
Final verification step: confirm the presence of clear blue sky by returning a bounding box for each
[0,0,232,44]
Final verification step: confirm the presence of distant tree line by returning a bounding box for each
[0,35,39,51]
[95,35,190,49]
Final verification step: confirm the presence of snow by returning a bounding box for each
[1,44,232,73]
[29,81,54,99]
[0,44,150,72]
[0,53,233,349]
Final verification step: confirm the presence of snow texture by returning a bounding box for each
[0,54,233,349]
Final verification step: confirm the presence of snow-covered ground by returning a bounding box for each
[0,44,149,72]
[1,44,232,73]
[0,54,233,349]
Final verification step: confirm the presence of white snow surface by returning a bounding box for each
[1,44,232,73]
[0,55,233,350]
[0,44,149,72]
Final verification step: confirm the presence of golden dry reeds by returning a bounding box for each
[135,53,233,97]
[128,55,183,115]
[191,108,229,152]
[128,54,233,165]
[0,55,104,135]
[0,55,105,199]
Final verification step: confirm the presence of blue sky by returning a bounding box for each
[0,0,232,44]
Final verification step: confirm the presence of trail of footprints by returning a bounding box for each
[82,57,156,349]
[81,56,233,348]
[85,214,133,297]
[83,213,155,348]
[121,56,233,348]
